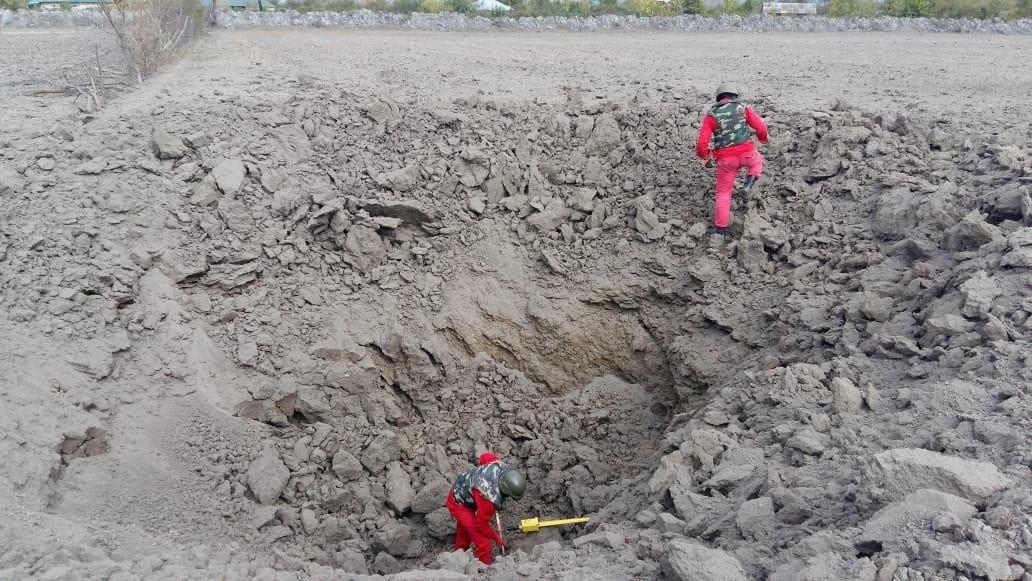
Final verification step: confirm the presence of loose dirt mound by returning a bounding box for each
[1,30,1031,581]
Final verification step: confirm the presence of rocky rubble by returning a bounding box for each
[1,33,1030,581]
[5,9,1032,35]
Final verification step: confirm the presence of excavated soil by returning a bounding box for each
[1,28,1031,581]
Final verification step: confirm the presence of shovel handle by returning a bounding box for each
[495,513,506,556]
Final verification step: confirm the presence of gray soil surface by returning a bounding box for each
[1,28,1031,580]
[203,29,1032,117]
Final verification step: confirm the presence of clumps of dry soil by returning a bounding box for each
[1,33,1031,581]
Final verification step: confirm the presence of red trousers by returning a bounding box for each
[446,490,494,565]
[714,149,764,228]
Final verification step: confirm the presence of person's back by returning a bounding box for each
[696,84,769,244]
[452,458,508,508]
[710,99,753,150]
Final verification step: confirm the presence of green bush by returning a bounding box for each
[506,0,624,17]
[391,0,421,11]
[295,0,357,12]
[595,0,630,15]
[682,0,702,13]
[445,0,472,12]
[931,0,1014,18]
[824,0,880,17]
[882,0,934,16]
[823,0,1023,18]
[711,0,757,15]
[0,0,27,8]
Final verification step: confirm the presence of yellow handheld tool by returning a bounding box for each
[508,516,590,533]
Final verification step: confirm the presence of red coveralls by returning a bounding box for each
[696,101,769,228]
[446,452,507,565]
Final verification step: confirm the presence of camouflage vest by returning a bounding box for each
[710,100,751,150]
[453,461,508,509]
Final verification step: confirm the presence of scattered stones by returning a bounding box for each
[526,200,571,233]
[0,166,25,194]
[246,448,289,505]
[344,226,386,274]
[185,132,210,148]
[865,448,1013,501]
[947,210,1000,251]
[385,462,415,514]
[75,158,107,175]
[666,539,747,581]
[60,428,108,460]
[237,340,259,367]
[859,489,975,551]
[66,347,114,380]
[156,249,208,283]
[218,198,253,232]
[376,165,421,193]
[190,177,220,206]
[453,148,490,188]
[434,547,470,573]
[586,112,621,155]
[925,313,975,336]
[373,521,411,557]
[410,478,451,514]
[332,450,363,482]
[931,543,1011,581]
[152,128,187,159]
[872,187,919,240]
[737,237,767,273]
[859,292,893,322]
[425,507,456,538]
[235,399,289,427]
[959,271,1001,320]
[735,497,777,542]
[361,431,400,474]
[211,159,246,196]
[787,427,830,456]
[831,377,863,414]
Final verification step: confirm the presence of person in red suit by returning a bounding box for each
[445,452,526,565]
[696,83,770,241]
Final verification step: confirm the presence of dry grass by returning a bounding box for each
[101,0,206,83]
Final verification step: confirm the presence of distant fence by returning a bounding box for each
[762,2,817,16]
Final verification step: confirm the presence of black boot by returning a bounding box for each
[740,175,758,206]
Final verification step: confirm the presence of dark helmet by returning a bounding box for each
[499,469,526,500]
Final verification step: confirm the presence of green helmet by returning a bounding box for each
[715,83,738,100]
[499,469,526,500]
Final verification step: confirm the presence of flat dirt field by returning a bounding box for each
[1,28,1031,580]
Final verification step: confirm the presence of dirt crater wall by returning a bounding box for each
[1,31,1030,579]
